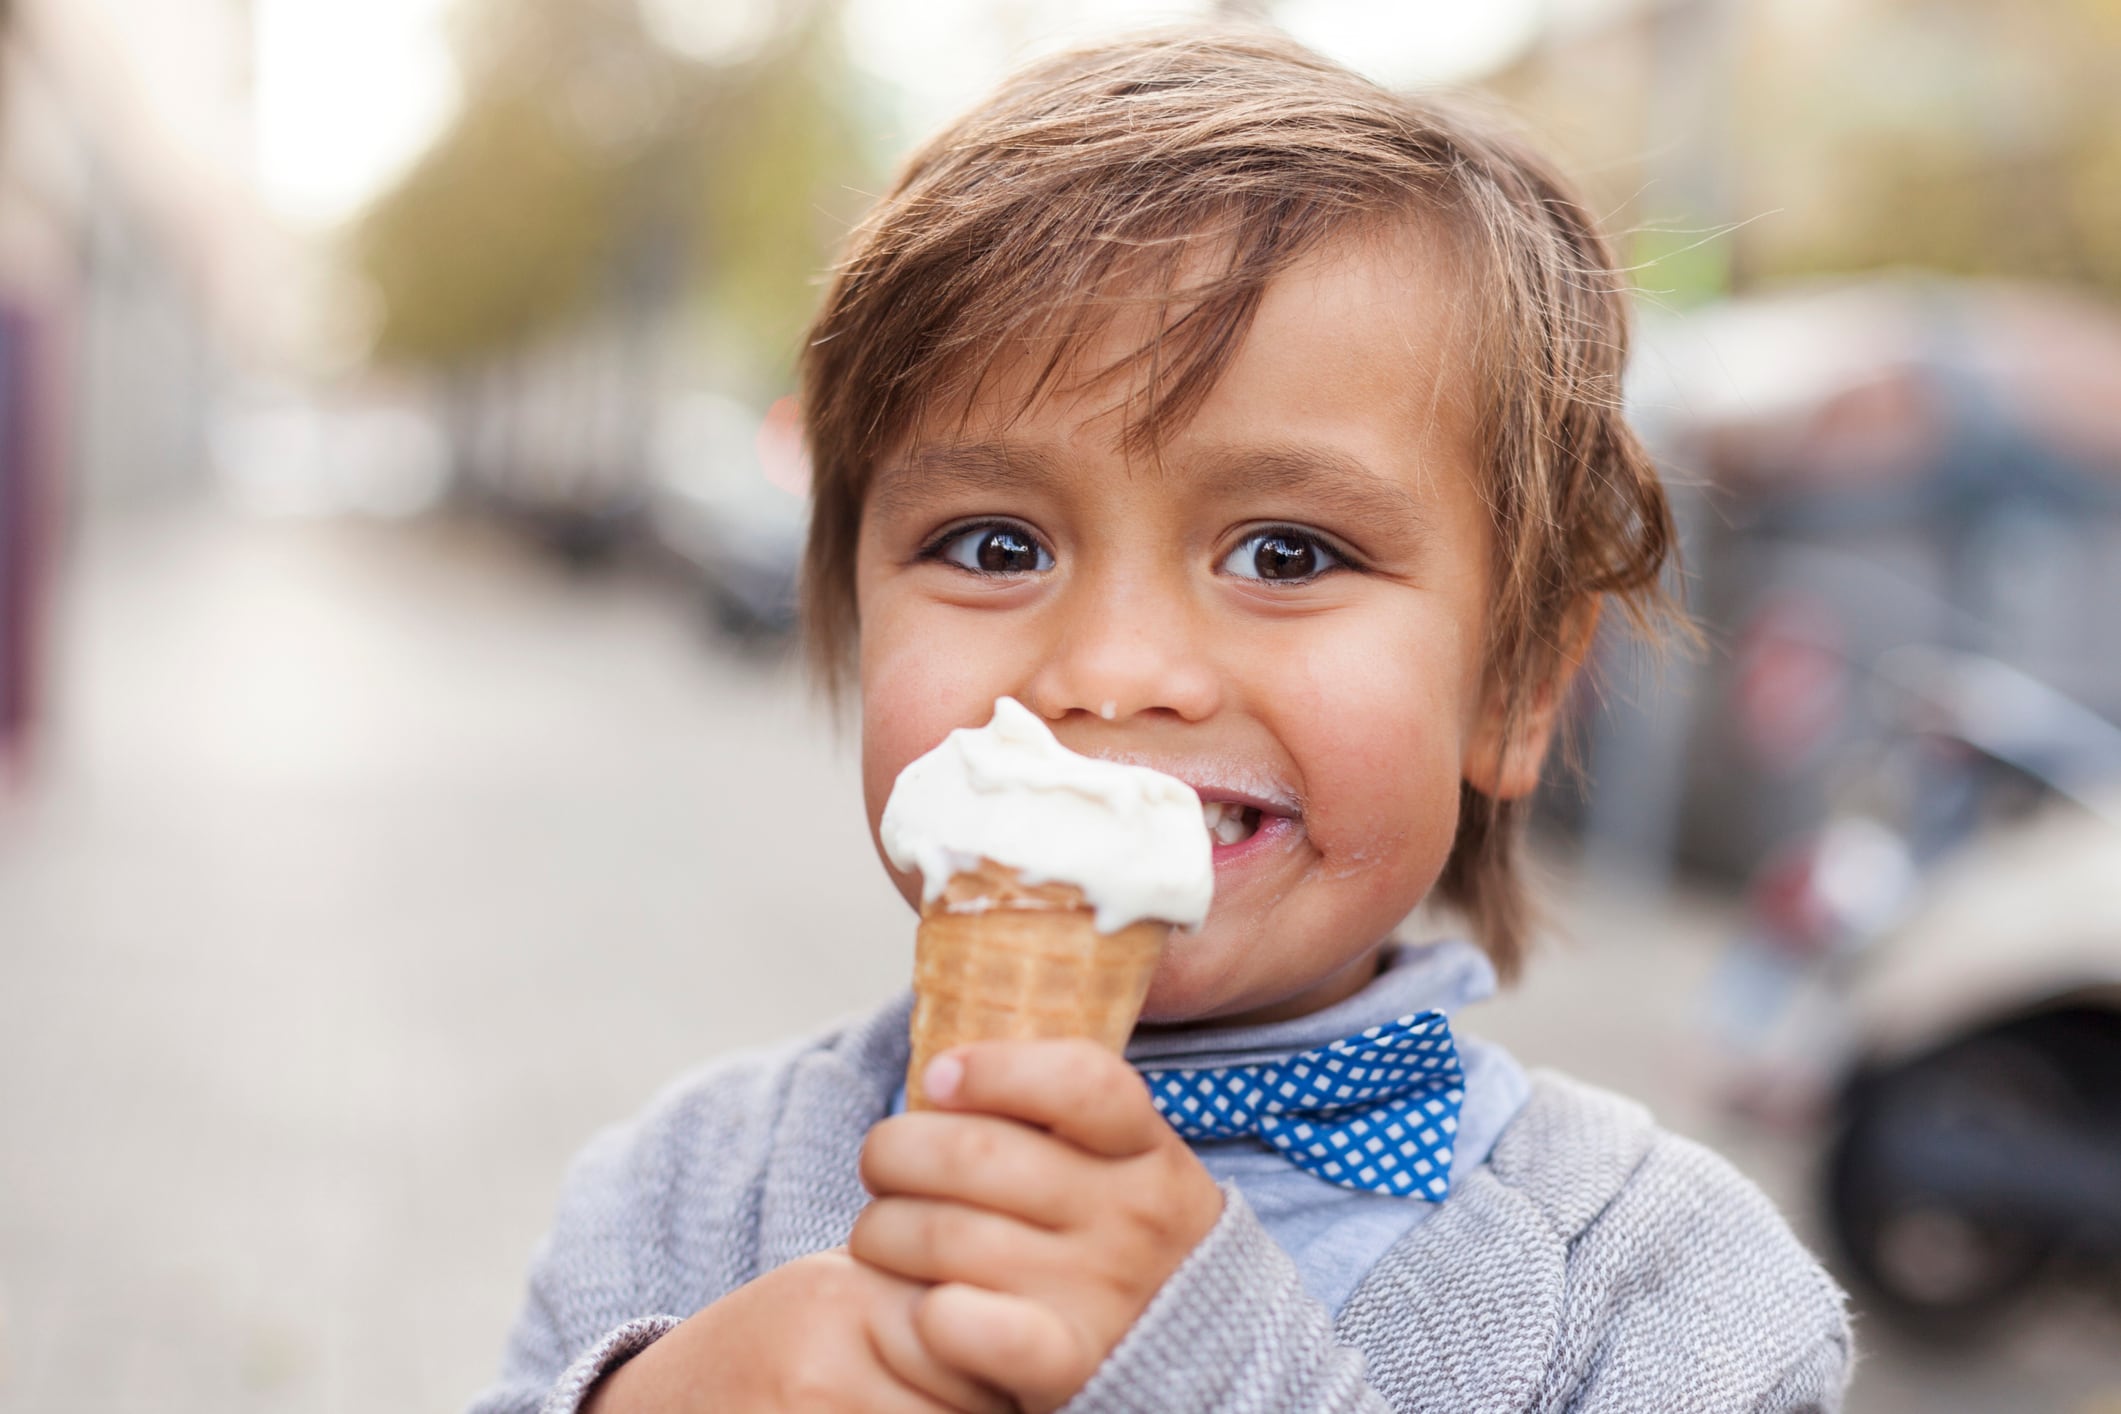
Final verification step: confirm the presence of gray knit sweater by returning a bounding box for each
[469,994,1851,1413]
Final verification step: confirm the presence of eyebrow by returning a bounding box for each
[1195,444,1430,538]
[866,443,1064,520]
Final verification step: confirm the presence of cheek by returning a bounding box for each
[859,644,974,829]
[859,647,971,911]
[1272,615,1472,886]
[856,590,1026,838]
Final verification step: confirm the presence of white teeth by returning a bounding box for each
[1203,803,1260,846]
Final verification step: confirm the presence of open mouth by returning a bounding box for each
[1201,800,1264,847]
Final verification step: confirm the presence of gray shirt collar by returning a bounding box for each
[1124,937,1498,1073]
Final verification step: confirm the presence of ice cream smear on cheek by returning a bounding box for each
[880,697,1215,933]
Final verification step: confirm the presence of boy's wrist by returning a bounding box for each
[1059,1184,1373,1414]
[558,1316,686,1414]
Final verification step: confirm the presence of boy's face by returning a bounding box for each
[855,223,1545,1026]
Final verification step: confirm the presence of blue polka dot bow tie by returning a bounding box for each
[1139,1012,1466,1199]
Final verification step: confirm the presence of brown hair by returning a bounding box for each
[797,26,1678,979]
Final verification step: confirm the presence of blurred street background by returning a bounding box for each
[3,1,2120,1411]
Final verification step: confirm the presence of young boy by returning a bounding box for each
[471,27,1850,1414]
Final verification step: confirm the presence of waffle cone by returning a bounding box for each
[906,859,1167,1110]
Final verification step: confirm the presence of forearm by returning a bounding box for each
[1061,1186,1391,1414]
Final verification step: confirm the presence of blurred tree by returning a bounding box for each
[356,0,870,378]
[1490,0,2121,301]
[1739,0,2121,295]
[687,28,872,382]
[356,84,621,363]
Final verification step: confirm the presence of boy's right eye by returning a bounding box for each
[925,521,1055,575]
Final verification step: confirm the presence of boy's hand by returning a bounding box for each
[581,1248,1013,1414]
[853,1040,1226,1414]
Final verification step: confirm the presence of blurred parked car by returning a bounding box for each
[443,320,663,566]
[644,391,807,638]
[435,329,809,638]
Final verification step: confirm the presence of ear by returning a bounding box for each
[1463,599,1602,802]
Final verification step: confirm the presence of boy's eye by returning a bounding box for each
[929,522,1055,575]
[1221,528,1343,583]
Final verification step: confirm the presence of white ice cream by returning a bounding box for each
[880,697,1215,933]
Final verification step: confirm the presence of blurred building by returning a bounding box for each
[0,0,278,772]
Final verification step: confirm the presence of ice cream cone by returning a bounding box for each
[906,858,1167,1110]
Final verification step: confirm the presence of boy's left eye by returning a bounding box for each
[1220,527,1344,583]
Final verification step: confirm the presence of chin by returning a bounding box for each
[1134,959,1216,1026]
[1134,943,1268,1026]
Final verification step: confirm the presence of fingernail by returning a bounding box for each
[923,1054,963,1103]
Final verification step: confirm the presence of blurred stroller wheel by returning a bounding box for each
[1825,1021,2094,1339]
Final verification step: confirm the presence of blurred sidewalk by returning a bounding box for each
[3,510,2118,1412]
[0,511,914,1411]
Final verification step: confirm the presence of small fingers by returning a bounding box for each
[865,1270,1019,1414]
[842,1365,972,1414]
[917,1284,1086,1414]
[851,1195,1058,1293]
[923,1040,1165,1158]
[862,1112,1090,1228]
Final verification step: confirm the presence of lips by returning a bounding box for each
[1077,745,1300,864]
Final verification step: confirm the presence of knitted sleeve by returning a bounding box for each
[1534,1129,1853,1413]
[463,1047,796,1414]
[1320,1070,1850,1413]
[1061,1184,1393,1414]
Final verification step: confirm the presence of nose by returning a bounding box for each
[1018,567,1221,725]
